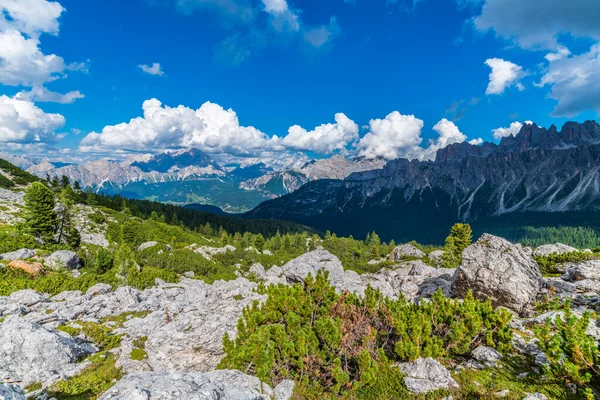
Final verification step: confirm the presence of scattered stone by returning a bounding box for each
[470,346,503,366]
[0,316,94,388]
[451,234,542,315]
[262,250,273,256]
[86,283,113,297]
[0,383,26,400]
[273,380,295,400]
[7,260,44,276]
[428,250,446,266]
[249,263,266,279]
[183,271,195,278]
[397,358,459,394]
[7,290,45,307]
[188,244,236,260]
[495,390,510,397]
[0,249,35,261]
[282,249,345,289]
[533,244,578,257]
[389,244,426,260]
[137,242,158,252]
[522,393,547,400]
[98,371,272,400]
[45,250,80,271]
[565,260,600,281]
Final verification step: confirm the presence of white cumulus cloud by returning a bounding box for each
[485,58,525,95]
[80,98,279,157]
[357,114,476,161]
[0,94,65,143]
[423,118,468,160]
[138,63,165,76]
[0,0,64,36]
[0,0,84,101]
[356,112,424,161]
[491,121,529,140]
[282,113,359,154]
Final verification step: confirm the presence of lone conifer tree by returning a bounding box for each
[24,182,57,241]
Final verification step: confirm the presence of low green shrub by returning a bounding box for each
[48,353,122,400]
[534,251,595,276]
[220,271,512,396]
[534,303,599,396]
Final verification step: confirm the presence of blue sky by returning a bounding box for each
[0,0,599,166]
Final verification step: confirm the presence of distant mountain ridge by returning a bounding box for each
[26,149,386,212]
[247,120,600,242]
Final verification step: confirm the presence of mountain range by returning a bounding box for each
[247,120,600,243]
[24,149,385,213]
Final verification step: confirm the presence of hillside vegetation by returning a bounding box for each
[0,160,598,400]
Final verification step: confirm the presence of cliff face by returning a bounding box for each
[247,121,600,241]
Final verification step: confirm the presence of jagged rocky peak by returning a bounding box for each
[131,148,221,173]
[499,120,600,153]
[436,120,600,162]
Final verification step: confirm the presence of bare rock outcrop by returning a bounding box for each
[0,316,94,388]
[451,234,542,314]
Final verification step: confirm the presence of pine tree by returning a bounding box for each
[60,175,70,188]
[450,223,473,256]
[73,180,81,190]
[56,186,81,247]
[254,234,265,251]
[23,182,57,241]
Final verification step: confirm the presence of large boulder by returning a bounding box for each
[451,234,542,314]
[282,249,345,289]
[0,316,94,388]
[533,243,578,257]
[0,384,26,400]
[45,250,80,271]
[397,358,459,394]
[98,371,272,400]
[0,249,35,261]
[389,244,426,260]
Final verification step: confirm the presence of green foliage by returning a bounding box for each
[24,382,43,392]
[534,303,599,394]
[88,212,106,225]
[220,271,512,396]
[23,182,57,241]
[130,336,148,360]
[56,186,80,247]
[80,190,312,238]
[48,353,122,400]
[441,223,473,268]
[452,364,582,400]
[0,266,118,296]
[534,251,596,276]
[0,173,14,189]
[0,158,39,186]
[0,231,38,254]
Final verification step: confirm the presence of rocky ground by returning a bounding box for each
[0,234,599,399]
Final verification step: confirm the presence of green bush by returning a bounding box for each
[0,232,38,254]
[88,212,106,225]
[534,251,595,276]
[220,271,512,396]
[534,302,599,395]
[48,353,122,400]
